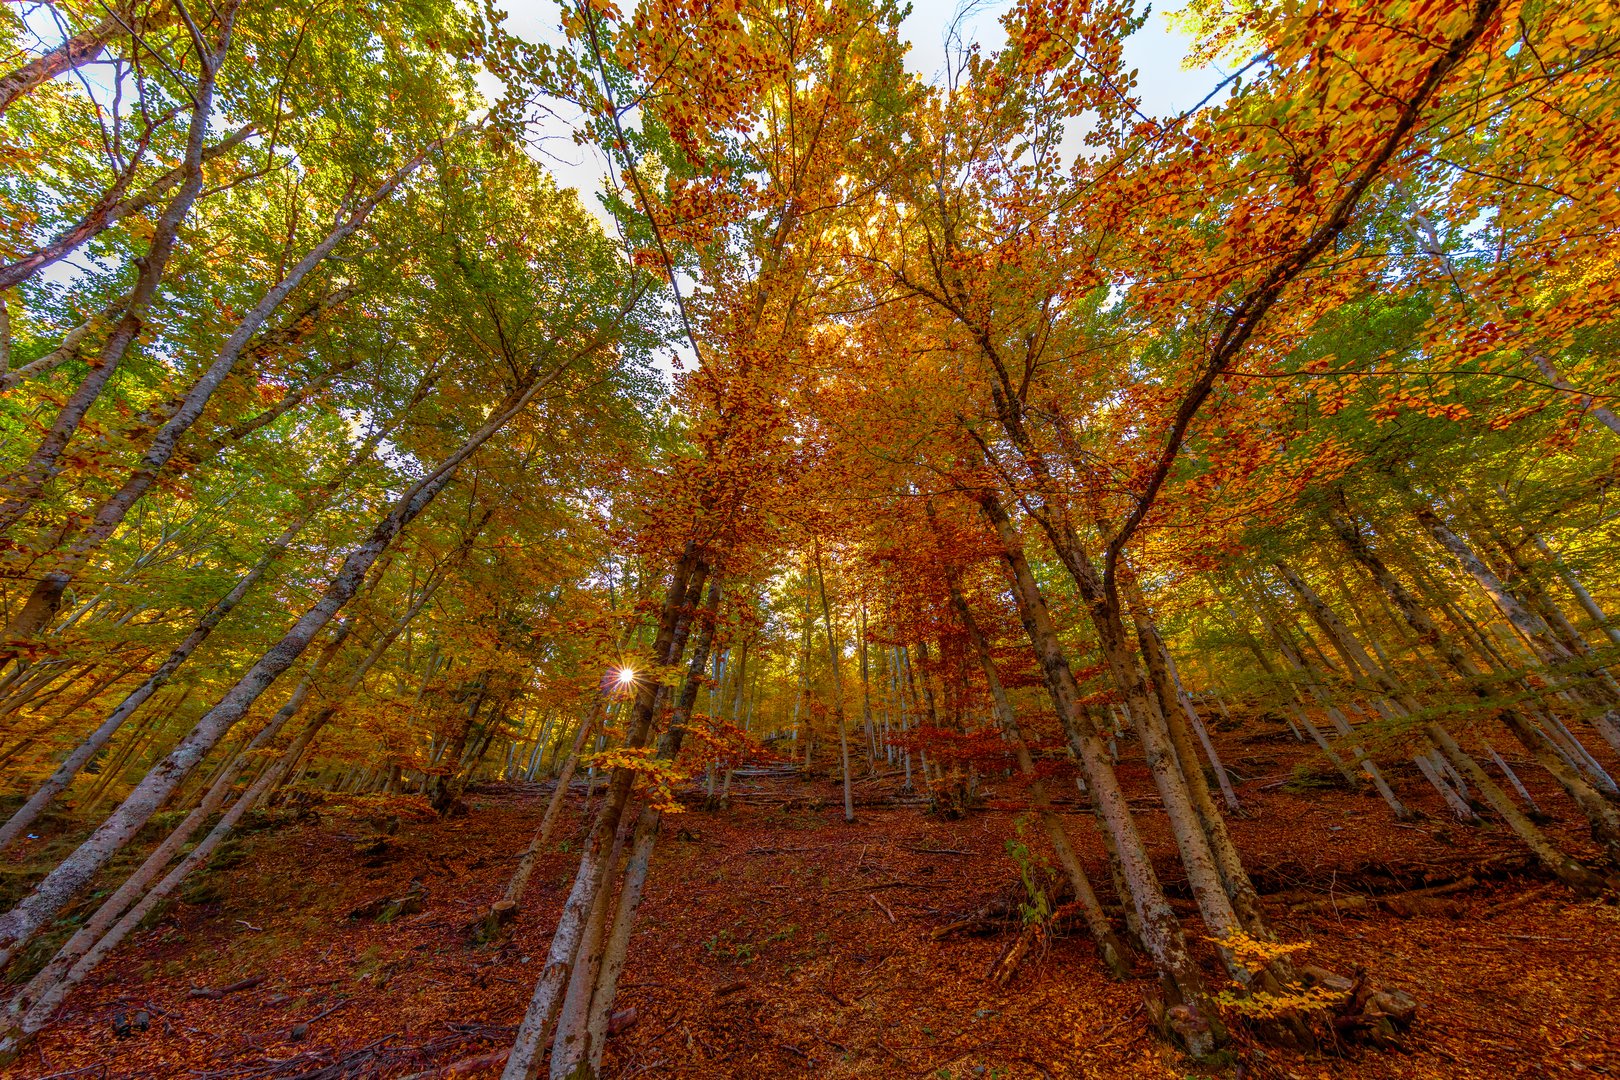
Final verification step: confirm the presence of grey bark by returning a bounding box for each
[505,700,607,907]
[0,341,573,964]
[3,623,352,1031]
[1278,557,1607,893]
[947,571,1129,978]
[1327,507,1620,853]
[0,421,401,851]
[0,122,257,295]
[813,537,855,823]
[0,8,128,118]
[3,142,450,647]
[977,492,1218,1044]
[0,3,240,537]
[502,550,708,1080]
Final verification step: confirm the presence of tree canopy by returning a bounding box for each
[2,0,1619,1076]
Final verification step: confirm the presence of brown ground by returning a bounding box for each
[6,729,1620,1080]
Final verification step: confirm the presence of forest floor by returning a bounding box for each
[7,726,1620,1080]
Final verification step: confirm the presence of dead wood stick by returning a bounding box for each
[288,998,351,1043]
[931,897,1016,939]
[1089,1001,1146,1048]
[1289,876,1479,914]
[986,923,1039,986]
[305,997,352,1024]
[1482,882,1560,917]
[399,1048,511,1079]
[830,879,941,895]
[189,973,267,999]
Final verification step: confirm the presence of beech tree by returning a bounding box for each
[2,0,1619,1074]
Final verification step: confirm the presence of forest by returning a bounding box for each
[0,0,1617,1076]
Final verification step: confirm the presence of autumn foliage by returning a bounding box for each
[1,0,1619,1076]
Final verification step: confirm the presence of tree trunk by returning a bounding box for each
[976,492,1220,1051]
[0,5,239,542]
[505,702,608,906]
[1134,609,1266,932]
[1279,554,1609,893]
[548,817,634,1079]
[813,537,855,823]
[1530,534,1620,648]
[947,573,1129,978]
[0,458,362,852]
[1024,508,1251,970]
[7,688,344,1050]
[0,349,559,963]
[502,550,708,1080]
[859,603,878,771]
[0,8,126,118]
[1327,507,1620,854]
[3,622,352,1034]
[1528,352,1620,439]
[566,580,723,1077]
[4,144,448,650]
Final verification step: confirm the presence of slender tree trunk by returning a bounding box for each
[1528,352,1620,439]
[502,550,708,1080]
[859,602,878,772]
[1486,741,1543,816]
[1416,513,1620,754]
[1112,568,1267,946]
[0,452,369,852]
[8,686,342,1048]
[3,627,347,1034]
[2,147,449,649]
[1245,573,1410,816]
[0,121,259,298]
[789,596,810,749]
[9,549,449,1036]
[1022,508,1252,966]
[548,817,634,1079]
[901,646,932,787]
[976,492,1220,1051]
[505,700,608,907]
[947,573,1129,978]
[0,352,561,963]
[1327,508,1620,854]
[564,580,723,1077]
[0,308,119,394]
[0,8,128,118]
[1279,555,1608,893]
[1531,534,1620,648]
[0,4,239,540]
[813,537,855,823]
[78,710,167,818]
[577,803,657,1077]
[895,647,911,787]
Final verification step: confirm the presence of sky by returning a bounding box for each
[19,0,1225,237]
[17,0,1225,369]
[489,0,1225,224]
[901,0,1220,112]
[479,0,1227,378]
